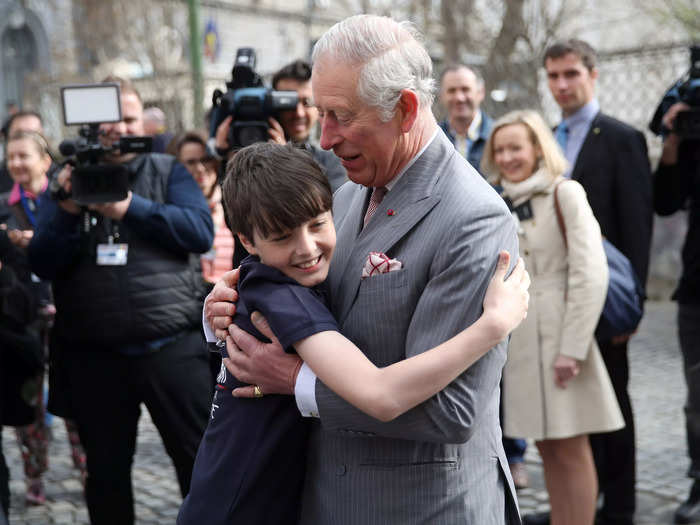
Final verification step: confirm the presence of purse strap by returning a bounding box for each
[552,180,570,250]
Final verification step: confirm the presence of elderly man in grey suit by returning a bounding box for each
[205,14,521,524]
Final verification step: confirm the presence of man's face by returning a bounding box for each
[440,68,484,126]
[99,93,145,149]
[275,78,318,143]
[312,60,407,188]
[545,53,598,117]
[8,115,43,136]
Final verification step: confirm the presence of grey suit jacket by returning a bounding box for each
[300,130,521,524]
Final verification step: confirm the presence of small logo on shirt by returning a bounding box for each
[217,361,227,384]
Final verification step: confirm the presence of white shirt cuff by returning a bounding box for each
[294,363,319,418]
[202,299,217,343]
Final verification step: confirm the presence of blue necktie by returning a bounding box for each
[555,122,569,153]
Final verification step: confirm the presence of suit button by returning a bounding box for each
[524,249,530,256]
[337,464,347,476]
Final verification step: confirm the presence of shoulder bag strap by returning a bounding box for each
[553,180,570,250]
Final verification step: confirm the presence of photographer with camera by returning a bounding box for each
[212,56,346,192]
[653,49,700,522]
[27,77,214,525]
[269,60,346,192]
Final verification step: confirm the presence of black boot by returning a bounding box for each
[676,480,700,524]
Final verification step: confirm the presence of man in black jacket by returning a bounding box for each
[524,39,653,525]
[654,101,700,524]
[28,77,214,525]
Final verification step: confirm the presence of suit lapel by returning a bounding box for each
[329,184,369,314]
[331,135,447,324]
[572,112,602,182]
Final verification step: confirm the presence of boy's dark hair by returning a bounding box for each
[222,142,332,242]
[272,60,312,89]
[543,39,597,71]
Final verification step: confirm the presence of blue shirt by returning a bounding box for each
[219,255,338,390]
[559,99,600,178]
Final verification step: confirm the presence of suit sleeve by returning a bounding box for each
[613,128,653,287]
[315,200,518,443]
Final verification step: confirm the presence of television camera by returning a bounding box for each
[650,45,700,139]
[52,83,152,205]
[210,48,299,149]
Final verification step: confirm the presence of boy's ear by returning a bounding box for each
[237,233,257,255]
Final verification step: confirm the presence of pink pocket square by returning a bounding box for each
[362,252,402,279]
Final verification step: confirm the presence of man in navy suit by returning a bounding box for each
[523,39,653,525]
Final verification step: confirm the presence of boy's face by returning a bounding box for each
[239,211,336,287]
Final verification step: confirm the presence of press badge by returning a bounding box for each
[97,243,129,265]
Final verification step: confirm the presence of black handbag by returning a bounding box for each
[553,181,644,341]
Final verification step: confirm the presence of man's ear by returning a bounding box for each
[237,233,257,255]
[397,89,420,133]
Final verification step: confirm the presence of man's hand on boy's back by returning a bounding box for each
[205,268,240,341]
[225,311,302,398]
[204,268,301,397]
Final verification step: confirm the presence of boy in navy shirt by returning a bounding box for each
[178,143,529,524]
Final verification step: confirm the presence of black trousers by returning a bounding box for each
[60,329,212,525]
[589,338,636,523]
[679,303,700,480]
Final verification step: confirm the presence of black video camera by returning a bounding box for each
[54,83,152,205]
[650,45,700,138]
[210,48,299,149]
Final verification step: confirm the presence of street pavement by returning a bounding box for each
[1,301,691,524]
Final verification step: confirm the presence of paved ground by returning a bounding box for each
[1,301,692,524]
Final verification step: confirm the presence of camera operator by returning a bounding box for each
[213,59,346,192]
[654,100,700,525]
[27,77,214,525]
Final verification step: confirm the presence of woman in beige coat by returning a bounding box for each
[482,110,624,525]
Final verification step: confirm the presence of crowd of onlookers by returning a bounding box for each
[0,18,698,525]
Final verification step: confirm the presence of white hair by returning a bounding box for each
[143,106,166,125]
[312,15,435,122]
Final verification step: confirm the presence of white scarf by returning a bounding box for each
[500,168,554,206]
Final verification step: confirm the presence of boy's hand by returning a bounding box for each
[225,311,302,397]
[482,251,530,341]
[204,268,240,341]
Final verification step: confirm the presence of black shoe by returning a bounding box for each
[522,511,550,525]
[676,481,700,524]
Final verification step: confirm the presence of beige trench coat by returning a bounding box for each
[503,176,624,440]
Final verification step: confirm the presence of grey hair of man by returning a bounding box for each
[311,14,435,122]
